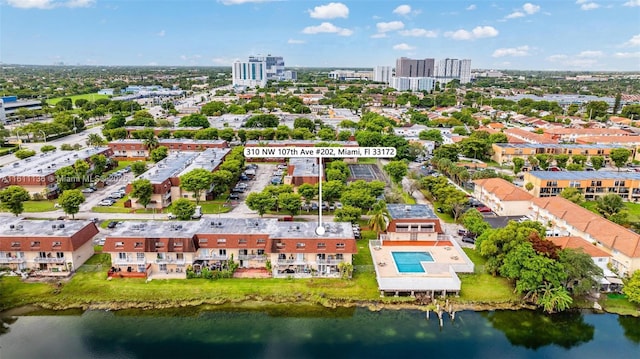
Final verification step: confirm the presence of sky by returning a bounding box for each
[1,0,639,71]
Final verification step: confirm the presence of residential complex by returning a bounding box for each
[473,178,533,216]
[373,66,393,84]
[395,57,435,77]
[103,219,356,279]
[0,95,42,123]
[523,171,640,201]
[108,139,228,160]
[434,58,472,84]
[0,219,99,275]
[491,143,638,165]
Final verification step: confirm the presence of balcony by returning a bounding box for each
[34,257,66,264]
[238,254,266,261]
[277,258,307,265]
[114,258,146,265]
[316,259,344,265]
[395,228,435,233]
[195,254,228,261]
[0,257,25,264]
[155,258,186,265]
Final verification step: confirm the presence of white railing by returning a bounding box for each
[195,254,228,261]
[114,258,146,265]
[0,257,25,263]
[34,257,65,264]
[277,259,307,265]
[238,254,266,261]
[155,258,186,265]
[316,259,344,265]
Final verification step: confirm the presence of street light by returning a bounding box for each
[15,130,22,149]
[39,130,47,143]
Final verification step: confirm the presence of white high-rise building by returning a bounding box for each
[434,58,472,84]
[391,77,435,92]
[249,54,285,80]
[232,60,267,88]
[373,66,393,84]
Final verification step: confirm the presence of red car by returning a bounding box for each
[477,206,492,213]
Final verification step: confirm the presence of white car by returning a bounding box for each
[98,199,115,206]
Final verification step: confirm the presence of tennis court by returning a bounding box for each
[348,164,386,183]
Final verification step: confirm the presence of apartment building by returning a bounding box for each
[286,157,321,186]
[232,59,267,88]
[396,57,435,77]
[491,143,637,165]
[373,66,393,84]
[503,128,557,145]
[473,178,533,216]
[103,219,357,279]
[523,171,640,201]
[0,147,113,198]
[0,219,99,275]
[383,204,444,242]
[531,196,640,276]
[127,147,230,209]
[108,139,228,160]
[124,127,204,138]
[544,128,631,142]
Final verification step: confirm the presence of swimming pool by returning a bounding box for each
[391,252,434,273]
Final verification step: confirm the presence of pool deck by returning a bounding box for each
[370,239,474,294]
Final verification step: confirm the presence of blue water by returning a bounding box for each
[1,308,639,358]
[392,251,434,273]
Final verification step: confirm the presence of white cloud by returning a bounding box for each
[492,45,530,57]
[5,0,95,9]
[308,2,349,19]
[376,21,405,32]
[393,43,415,51]
[547,52,600,68]
[398,28,438,38]
[623,34,640,47]
[624,0,640,6]
[302,22,353,36]
[614,52,640,58]
[219,0,278,5]
[287,39,305,44]
[370,33,387,39]
[506,11,525,19]
[393,4,411,15]
[148,62,158,66]
[156,30,166,37]
[577,50,603,58]
[576,1,600,10]
[547,54,568,62]
[523,3,540,14]
[444,26,498,40]
[466,4,477,10]
[211,57,234,65]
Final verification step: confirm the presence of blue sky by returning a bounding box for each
[1,0,639,70]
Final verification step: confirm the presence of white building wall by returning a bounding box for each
[232,61,267,88]
[374,66,392,84]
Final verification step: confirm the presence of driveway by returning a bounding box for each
[231,163,277,216]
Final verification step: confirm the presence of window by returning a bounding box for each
[118,252,126,260]
[137,253,145,260]
[615,180,626,187]
[56,252,64,258]
[591,180,602,187]
[155,242,164,248]
[52,241,62,247]
[176,253,184,260]
[39,251,46,258]
[115,241,124,248]
[11,242,20,248]
[317,242,326,249]
[239,239,247,245]
[219,249,226,256]
[199,239,208,244]
[174,241,183,247]
[336,243,345,249]
[336,254,343,260]
[546,181,557,187]
[159,264,167,271]
[135,242,143,248]
[31,241,41,247]
[296,242,305,248]
[257,249,264,255]
[217,239,226,244]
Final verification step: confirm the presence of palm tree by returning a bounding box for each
[86,133,106,147]
[368,201,391,239]
[143,136,159,151]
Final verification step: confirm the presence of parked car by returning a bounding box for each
[107,221,118,229]
[81,188,95,194]
[229,193,240,200]
[239,174,250,181]
[98,199,115,206]
[461,237,476,244]
[191,205,202,219]
[311,202,319,211]
[457,229,467,236]
[271,177,282,185]
[477,206,492,213]
[335,202,343,210]
[109,192,124,199]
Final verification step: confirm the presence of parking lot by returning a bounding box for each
[231,163,278,215]
[79,169,134,211]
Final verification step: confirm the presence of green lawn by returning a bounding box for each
[357,158,378,164]
[0,201,57,213]
[47,93,110,105]
[583,201,640,223]
[600,293,640,316]
[456,248,520,303]
[402,192,417,204]
[432,200,456,223]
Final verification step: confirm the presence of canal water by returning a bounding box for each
[0,307,638,358]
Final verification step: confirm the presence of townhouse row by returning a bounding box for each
[491,143,639,165]
[474,178,640,276]
[102,219,357,279]
[523,171,640,201]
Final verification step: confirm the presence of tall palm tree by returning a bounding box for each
[143,136,159,151]
[368,201,391,240]
[86,133,106,147]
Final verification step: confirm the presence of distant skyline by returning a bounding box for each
[1,0,639,71]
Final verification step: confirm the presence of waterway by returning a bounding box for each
[0,307,638,358]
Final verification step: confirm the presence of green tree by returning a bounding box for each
[171,198,196,220]
[246,191,276,217]
[131,161,147,176]
[535,154,552,170]
[572,154,587,166]
[179,113,210,128]
[560,187,585,205]
[622,104,640,119]
[610,148,631,170]
[55,166,78,191]
[278,192,302,216]
[317,127,336,141]
[0,186,31,216]
[130,179,153,209]
[219,128,235,142]
[418,129,443,144]
[595,193,626,219]
[211,169,234,197]
[585,101,609,120]
[558,248,603,296]
[613,93,622,115]
[150,146,169,163]
[488,132,508,144]
[368,200,391,237]
[432,144,459,162]
[461,208,491,236]
[293,117,315,132]
[513,158,525,175]
[86,133,106,147]
[90,154,107,176]
[384,160,408,184]
[590,156,604,171]
[323,180,344,204]
[555,154,570,169]
[623,270,640,305]
[142,136,159,150]
[180,168,215,205]
[74,159,90,183]
[297,183,318,206]
[334,205,362,224]
[194,128,219,140]
[201,101,227,116]
[57,189,85,219]
[40,144,56,153]
[525,182,534,192]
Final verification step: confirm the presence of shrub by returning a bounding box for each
[41,145,57,153]
[31,193,45,201]
[61,144,73,151]
[14,149,36,159]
